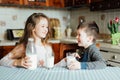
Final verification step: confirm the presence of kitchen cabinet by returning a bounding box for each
[0,0,90,8]
[51,43,60,63]
[51,43,80,63]
[0,47,3,59]
[0,42,79,64]
[90,0,120,11]
[99,42,120,67]
[23,0,50,6]
[0,46,15,59]
[24,0,68,8]
[49,0,64,8]
[64,0,73,7]
[64,0,90,7]
[59,43,79,60]
[0,0,52,7]
[74,0,89,7]
[0,0,23,5]
[90,0,103,3]
[100,50,120,67]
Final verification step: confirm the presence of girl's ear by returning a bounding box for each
[32,28,35,32]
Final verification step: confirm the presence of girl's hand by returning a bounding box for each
[39,60,44,66]
[13,56,32,69]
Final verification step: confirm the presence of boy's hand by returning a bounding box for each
[73,52,81,58]
[67,60,81,70]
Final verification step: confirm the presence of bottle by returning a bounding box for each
[66,26,72,38]
[53,27,61,39]
[26,38,37,70]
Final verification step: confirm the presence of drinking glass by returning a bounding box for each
[66,52,76,67]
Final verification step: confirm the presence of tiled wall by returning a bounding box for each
[0,6,120,40]
[0,7,70,40]
[71,7,120,34]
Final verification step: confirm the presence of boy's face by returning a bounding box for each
[76,28,92,48]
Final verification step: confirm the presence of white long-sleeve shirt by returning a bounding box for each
[0,44,53,68]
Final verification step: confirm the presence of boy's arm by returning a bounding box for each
[81,48,106,69]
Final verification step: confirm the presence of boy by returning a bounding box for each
[68,21,106,70]
[55,21,106,70]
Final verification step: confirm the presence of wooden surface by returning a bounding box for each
[0,46,15,59]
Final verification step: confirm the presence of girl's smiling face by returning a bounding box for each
[33,17,48,39]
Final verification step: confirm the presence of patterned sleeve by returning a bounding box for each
[0,44,25,67]
[0,52,15,67]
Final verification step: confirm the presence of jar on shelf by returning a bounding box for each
[65,26,72,38]
[53,27,61,39]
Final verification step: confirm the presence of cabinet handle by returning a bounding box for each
[100,50,108,52]
[112,55,117,59]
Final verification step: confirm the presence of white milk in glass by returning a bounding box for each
[46,56,54,68]
[66,56,76,67]
[66,52,76,67]
[27,54,37,70]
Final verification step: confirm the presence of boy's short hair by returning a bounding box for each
[77,21,99,42]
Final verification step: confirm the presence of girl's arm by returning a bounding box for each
[0,52,15,67]
[0,44,26,67]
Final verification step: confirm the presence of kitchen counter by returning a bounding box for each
[100,42,120,53]
[0,37,77,46]
[0,40,18,46]
[0,38,120,64]
[48,38,77,44]
[0,39,120,53]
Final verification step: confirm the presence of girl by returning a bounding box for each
[0,13,54,69]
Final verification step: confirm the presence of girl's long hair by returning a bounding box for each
[18,13,50,47]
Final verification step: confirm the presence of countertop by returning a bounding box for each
[0,38,120,53]
[100,42,120,53]
[48,38,78,44]
[0,38,77,46]
[0,40,18,46]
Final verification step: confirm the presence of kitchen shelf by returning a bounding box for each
[0,3,89,10]
[0,3,70,10]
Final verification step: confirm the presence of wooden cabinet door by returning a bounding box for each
[50,0,64,8]
[90,0,103,3]
[0,46,4,59]
[0,46,15,59]
[59,43,79,60]
[2,46,15,58]
[64,0,73,7]
[23,0,48,6]
[52,43,60,63]
[0,0,23,5]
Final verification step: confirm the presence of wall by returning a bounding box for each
[71,7,120,34]
[1,6,120,40]
[0,6,70,40]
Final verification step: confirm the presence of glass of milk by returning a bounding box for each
[66,52,76,67]
[46,56,54,69]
